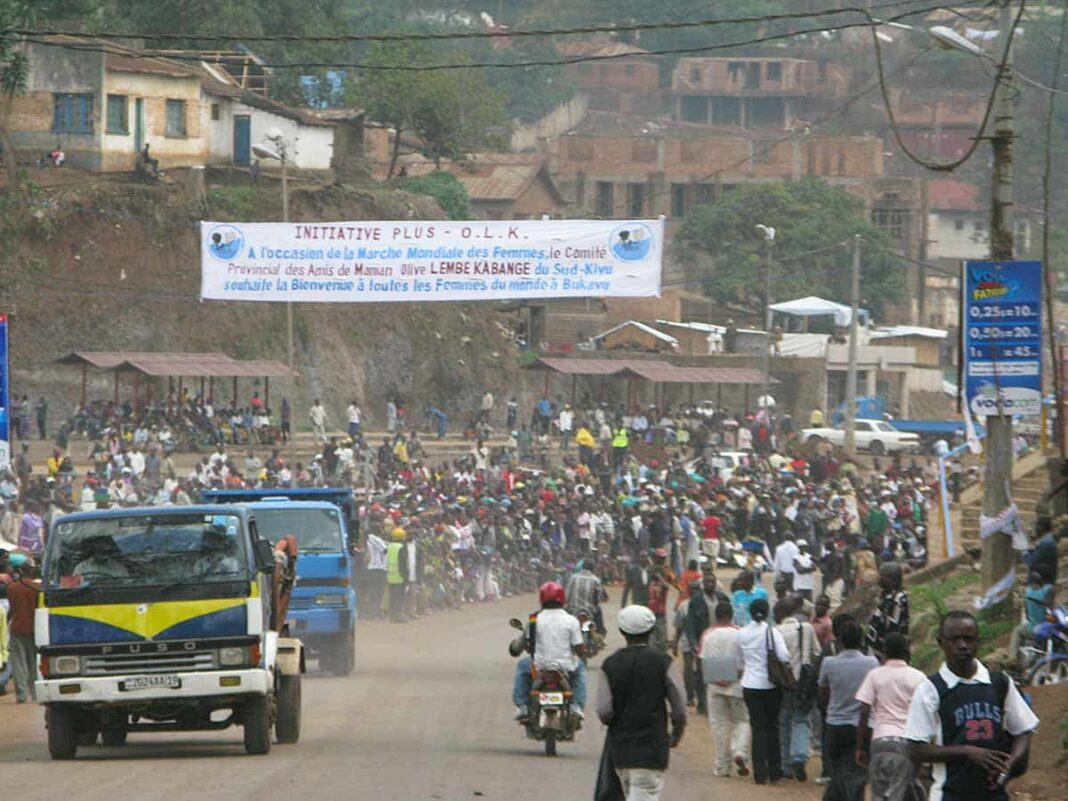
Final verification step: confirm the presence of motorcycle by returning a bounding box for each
[1024,605,1068,686]
[509,618,580,756]
[574,607,605,659]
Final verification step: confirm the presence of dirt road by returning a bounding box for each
[0,593,824,800]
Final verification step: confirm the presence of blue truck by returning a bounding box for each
[202,488,357,676]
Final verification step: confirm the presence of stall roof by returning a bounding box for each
[56,351,232,370]
[56,351,298,378]
[528,357,774,385]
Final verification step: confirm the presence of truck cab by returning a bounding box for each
[200,488,357,675]
[35,505,303,759]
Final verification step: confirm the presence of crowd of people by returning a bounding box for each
[0,388,1057,801]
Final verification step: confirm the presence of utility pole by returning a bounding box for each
[281,148,293,370]
[981,0,1015,611]
[844,235,862,455]
[756,225,775,414]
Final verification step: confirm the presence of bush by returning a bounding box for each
[401,172,470,221]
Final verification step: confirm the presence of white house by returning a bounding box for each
[201,70,335,171]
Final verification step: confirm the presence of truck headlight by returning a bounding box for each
[314,594,347,606]
[219,647,248,667]
[50,655,81,676]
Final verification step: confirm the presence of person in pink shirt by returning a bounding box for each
[812,594,835,649]
[853,632,926,801]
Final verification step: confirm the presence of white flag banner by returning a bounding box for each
[200,219,664,303]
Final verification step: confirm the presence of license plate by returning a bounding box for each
[120,675,181,691]
[538,692,564,705]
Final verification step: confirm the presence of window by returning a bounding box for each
[711,97,741,126]
[671,184,687,218]
[766,62,782,81]
[596,182,614,217]
[749,97,785,128]
[627,183,644,217]
[53,93,94,134]
[695,183,714,206]
[680,96,709,123]
[690,66,701,83]
[954,219,965,231]
[210,103,220,121]
[106,94,128,135]
[871,193,909,242]
[165,99,187,138]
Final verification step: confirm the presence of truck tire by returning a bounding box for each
[47,706,79,760]
[275,674,302,744]
[243,695,272,755]
[332,630,356,677]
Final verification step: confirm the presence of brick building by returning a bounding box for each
[549,111,884,221]
[671,57,849,128]
[557,41,662,115]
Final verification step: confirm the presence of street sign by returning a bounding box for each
[962,260,1043,418]
[0,315,9,468]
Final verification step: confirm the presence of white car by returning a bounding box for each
[801,418,920,455]
[686,450,751,483]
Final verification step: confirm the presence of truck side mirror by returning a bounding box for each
[254,539,275,573]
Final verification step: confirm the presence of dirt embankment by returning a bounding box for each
[4,175,536,427]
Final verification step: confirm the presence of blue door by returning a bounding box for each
[233,115,251,166]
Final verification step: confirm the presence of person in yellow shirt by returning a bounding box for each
[392,435,410,466]
[575,423,596,468]
[809,408,825,427]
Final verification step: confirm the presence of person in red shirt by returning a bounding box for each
[5,558,39,703]
[701,507,722,562]
[675,560,703,609]
[648,571,670,651]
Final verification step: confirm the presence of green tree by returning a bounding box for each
[354,40,509,176]
[677,178,904,317]
[401,171,471,220]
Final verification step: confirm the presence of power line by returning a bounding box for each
[4,2,959,72]
[3,0,950,47]
[866,0,1027,172]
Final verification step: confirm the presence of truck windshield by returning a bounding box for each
[46,513,247,591]
[254,508,344,553]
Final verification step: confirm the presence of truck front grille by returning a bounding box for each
[83,650,217,676]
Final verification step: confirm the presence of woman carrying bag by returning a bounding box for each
[734,597,791,784]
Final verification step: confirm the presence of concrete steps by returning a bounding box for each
[957,454,1048,548]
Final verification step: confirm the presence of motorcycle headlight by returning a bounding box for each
[218,647,248,667]
[50,655,81,676]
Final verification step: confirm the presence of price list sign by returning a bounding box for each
[963,260,1043,417]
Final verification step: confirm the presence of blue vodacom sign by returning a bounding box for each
[962,260,1043,418]
[0,314,9,469]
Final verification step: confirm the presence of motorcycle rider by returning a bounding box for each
[510,581,588,722]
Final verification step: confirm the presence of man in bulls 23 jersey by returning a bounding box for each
[905,611,1038,801]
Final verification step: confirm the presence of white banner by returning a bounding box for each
[200,219,663,303]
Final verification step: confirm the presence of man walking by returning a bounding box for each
[854,632,925,801]
[698,601,750,778]
[309,399,328,444]
[818,620,877,801]
[5,557,39,703]
[906,611,1038,801]
[596,605,687,801]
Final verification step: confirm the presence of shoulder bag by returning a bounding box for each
[765,624,796,691]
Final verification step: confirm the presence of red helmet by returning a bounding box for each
[539,581,566,606]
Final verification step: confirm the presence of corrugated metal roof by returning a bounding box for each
[530,358,632,375]
[56,352,297,377]
[593,320,679,345]
[105,52,199,78]
[529,357,773,384]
